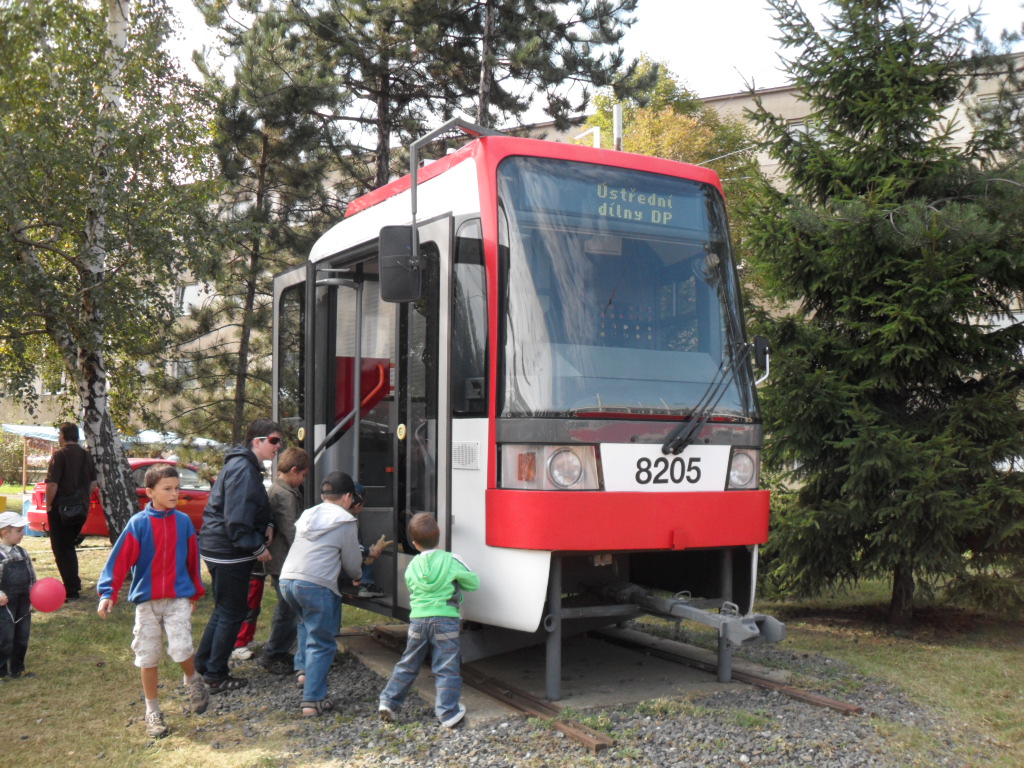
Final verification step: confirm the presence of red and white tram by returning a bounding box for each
[272,119,783,699]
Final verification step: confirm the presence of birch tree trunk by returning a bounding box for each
[79,0,140,540]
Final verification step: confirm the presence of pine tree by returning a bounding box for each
[454,0,646,128]
[745,0,1024,623]
[151,4,347,444]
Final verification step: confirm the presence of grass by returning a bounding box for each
[1,483,30,511]
[4,538,1022,767]
[1,536,389,768]
[759,589,1024,768]
[637,582,1024,768]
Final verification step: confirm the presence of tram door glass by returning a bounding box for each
[403,241,440,534]
[354,273,396,509]
[277,283,305,445]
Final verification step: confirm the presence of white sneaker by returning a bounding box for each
[230,646,254,661]
[145,710,169,738]
[378,704,396,723]
[440,702,466,729]
[357,587,385,598]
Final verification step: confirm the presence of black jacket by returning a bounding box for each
[199,445,273,564]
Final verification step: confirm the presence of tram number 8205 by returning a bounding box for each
[635,456,702,485]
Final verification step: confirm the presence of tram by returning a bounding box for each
[272,118,783,699]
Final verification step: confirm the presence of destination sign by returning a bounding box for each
[594,182,676,225]
[499,156,720,239]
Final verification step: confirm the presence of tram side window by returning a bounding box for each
[452,219,487,417]
[277,284,305,443]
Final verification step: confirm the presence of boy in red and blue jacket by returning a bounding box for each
[97,464,209,739]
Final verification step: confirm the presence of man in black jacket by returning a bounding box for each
[195,418,282,692]
[44,423,98,601]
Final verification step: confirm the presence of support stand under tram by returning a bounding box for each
[541,555,786,701]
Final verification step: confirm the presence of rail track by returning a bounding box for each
[347,623,863,755]
[594,626,864,716]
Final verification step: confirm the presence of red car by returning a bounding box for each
[26,458,211,538]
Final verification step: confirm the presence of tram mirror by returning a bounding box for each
[379,226,421,303]
[753,335,771,370]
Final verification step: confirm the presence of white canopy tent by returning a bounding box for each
[1,424,221,490]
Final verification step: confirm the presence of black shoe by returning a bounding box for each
[10,671,35,679]
[64,593,81,603]
[207,675,248,694]
[260,658,293,676]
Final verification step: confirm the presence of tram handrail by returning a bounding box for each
[313,362,388,464]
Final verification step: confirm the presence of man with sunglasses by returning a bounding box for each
[196,418,283,693]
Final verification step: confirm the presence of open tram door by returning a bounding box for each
[272,216,459,618]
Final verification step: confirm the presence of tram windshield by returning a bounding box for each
[498,156,755,420]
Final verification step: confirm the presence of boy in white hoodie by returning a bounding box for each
[279,471,362,717]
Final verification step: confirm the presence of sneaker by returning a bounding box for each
[357,587,385,598]
[145,710,169,739]
[440,702,466,730]
[378,704,396,723]
[231,646,255,661]
[188,677,210,715]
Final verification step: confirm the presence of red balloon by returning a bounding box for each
[30,578,66,613]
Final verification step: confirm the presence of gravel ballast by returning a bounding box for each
[151,638,979,767]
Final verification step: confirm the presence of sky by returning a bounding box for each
[169,0,1023,99]
[620,0,1023,97]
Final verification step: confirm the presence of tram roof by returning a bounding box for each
[344,135,724,219]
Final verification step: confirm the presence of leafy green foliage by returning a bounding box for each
[0,0,219,422]
[1,0,221,535]
[744,1,1024,623]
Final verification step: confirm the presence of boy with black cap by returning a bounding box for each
[279,470,363,716]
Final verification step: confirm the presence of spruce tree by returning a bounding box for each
[745,0,1024,623]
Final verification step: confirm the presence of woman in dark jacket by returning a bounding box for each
[195,418,283,692]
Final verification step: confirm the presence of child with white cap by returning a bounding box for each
[0,511,37,680]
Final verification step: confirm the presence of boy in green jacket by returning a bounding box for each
[378,513,480,729]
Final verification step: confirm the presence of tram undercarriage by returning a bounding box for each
[455,546,785,700]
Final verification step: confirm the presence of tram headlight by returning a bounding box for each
[501,445,598,490]
[727,449,759,490]
[548,448,583,488]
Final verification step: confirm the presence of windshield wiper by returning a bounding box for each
[662,341,748,455]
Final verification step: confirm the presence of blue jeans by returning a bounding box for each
[380,617,462,723]
[262,575,298,661]
[196,560,252,682]
[280,579,341,702]
[360,562,376,588]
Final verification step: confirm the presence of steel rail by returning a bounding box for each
[594,627,863,716]
[355,626,615,754]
